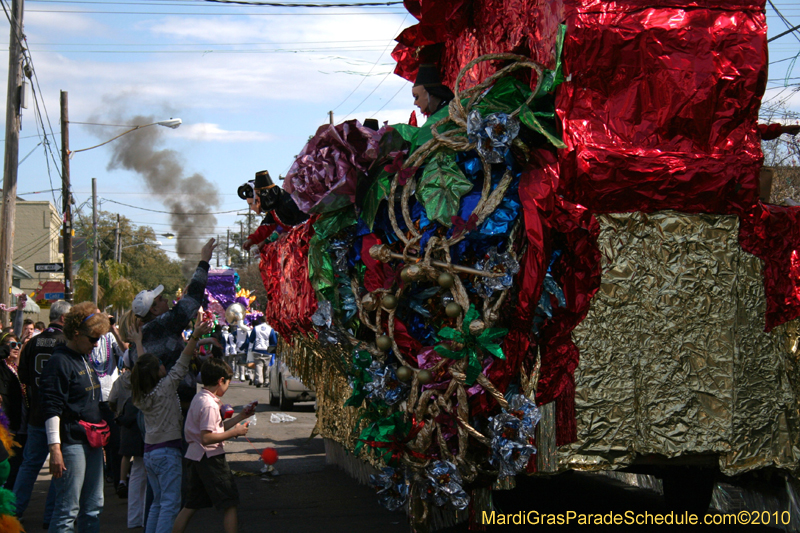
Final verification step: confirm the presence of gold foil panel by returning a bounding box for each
[563,212,800,476]
[280,335,388,471]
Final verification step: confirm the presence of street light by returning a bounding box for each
[70,118,182,155]
[58,98,182,304]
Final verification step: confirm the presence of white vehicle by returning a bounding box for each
[267,356,315,411]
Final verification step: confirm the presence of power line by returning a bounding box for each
[0,0,63,210]
[30,0,403,5]
[373,80,407,114]
[100,198,241,215]
[14,46,391,54]
[27,9,405,15]
[31,39,387,46]
[330,13,406,112]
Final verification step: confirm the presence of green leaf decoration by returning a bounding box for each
[463,306,481,327]
[464,348,483,385]
[416,150,473,227]
[475,76,531,116]
[361,170,392,230]
[478,327,509,343]
[437,326,463,342]
[519,105,567,149]
[390,123,419,144]
[409,103,459,155]
[313,206,357,241]
[307,235,336,292]
[481,342,506,360]
[434,345,462,359]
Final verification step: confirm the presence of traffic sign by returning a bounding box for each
[44,292,65,300]
[34,263,64,273]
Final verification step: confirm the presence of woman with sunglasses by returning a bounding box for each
[40,302,110,533]
[0,331,27,488]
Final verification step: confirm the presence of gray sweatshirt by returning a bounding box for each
[133,348,191,445]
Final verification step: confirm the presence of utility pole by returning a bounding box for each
[92,178,98,306]
[61,91,73,302]
[239,221,244,260]
[246,214,252,266]
[226,229,230,266]
[0,0,25,324]
[114,214,120,262]
[329,110,334,125]
[216,234,220,267]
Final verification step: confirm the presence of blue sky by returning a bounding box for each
[2,0,800,267]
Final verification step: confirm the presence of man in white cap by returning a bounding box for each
[132,238,217,370]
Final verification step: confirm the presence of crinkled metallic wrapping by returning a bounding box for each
[284,120,381,214]
[556,2,767,215]
[562,212,800,476]
[739,203,800,332]
[392,0,564,91]
[260,219,318,340]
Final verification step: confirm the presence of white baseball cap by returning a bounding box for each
[132,285,164,318]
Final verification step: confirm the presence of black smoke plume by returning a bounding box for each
[104,115,221,277]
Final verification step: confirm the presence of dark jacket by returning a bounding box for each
[18,323,65,427]
[40,344,102,446]
[0,362,24,432]
[141,261,210,370]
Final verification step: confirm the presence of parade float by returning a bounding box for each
[253,0,800,530]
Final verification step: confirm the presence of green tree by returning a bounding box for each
[73,209,187,302]
[74,259,138,312]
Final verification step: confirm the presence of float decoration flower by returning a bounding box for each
[434,305,508,385]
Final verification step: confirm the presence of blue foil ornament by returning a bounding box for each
[421,460,469,511]
[371,467,408,511]
[363,362,410,406]
[488,394,541,478]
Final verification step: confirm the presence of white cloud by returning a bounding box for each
[26,10,112,38]
[173,122,273,142]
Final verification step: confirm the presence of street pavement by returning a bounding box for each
[21,379,785,532]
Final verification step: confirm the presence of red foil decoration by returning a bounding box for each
[392,0,564,91]
[556,3,767,215]
[259,218,318,339]
[739,203,800,332]
[481,149,601,445]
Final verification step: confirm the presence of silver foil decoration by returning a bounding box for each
[363,361,410,406]
[466,110,521,164]
[473,247,520,298]
[488,394,541,478]
[421,460,470,511]
[370,467,408,512]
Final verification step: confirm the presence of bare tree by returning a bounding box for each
[760,101,800,205]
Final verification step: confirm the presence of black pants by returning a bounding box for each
[100,401,121,485]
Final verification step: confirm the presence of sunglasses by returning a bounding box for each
[8,341,20,350]
[84,333,100,344]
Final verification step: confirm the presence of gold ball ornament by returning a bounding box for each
[396,366,413,382]
[445,302,463,318]
[417,369,433,384]
[376,335,393,351]
[438,272,455,289]
[382,294,399,310]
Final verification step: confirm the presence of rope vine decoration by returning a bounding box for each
[345,53,547,526]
